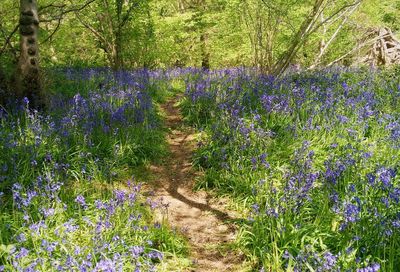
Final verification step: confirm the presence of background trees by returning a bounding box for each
[238,0,363,75]
[0,0,399,84]
[76,0,154,70]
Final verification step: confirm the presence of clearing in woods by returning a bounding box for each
[147,97,247,272]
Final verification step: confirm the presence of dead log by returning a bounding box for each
[355,27,400,66]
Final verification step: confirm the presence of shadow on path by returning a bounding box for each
[149,96,245,271]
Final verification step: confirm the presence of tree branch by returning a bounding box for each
[39,1,67,12]
[40,0,96,23]
[0,24,19,57]
[119,1,140,30]
[311,0,362,32]
[75,11,109,48]
[42,17,62,43]
[309,2,361,69]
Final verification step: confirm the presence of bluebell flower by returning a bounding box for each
[322,252,337,270]
[147,250,163,260]
[75,195,87,209]
[356,263,380,272]
[15,247,29,259]
[23,97,29,105]
[130,246,144,258]
[94,259,115,272]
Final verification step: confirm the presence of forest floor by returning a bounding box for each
[147,96,247,271]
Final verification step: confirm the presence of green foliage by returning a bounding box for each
[1,0,399,71]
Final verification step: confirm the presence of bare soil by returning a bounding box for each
[148,97,246,271]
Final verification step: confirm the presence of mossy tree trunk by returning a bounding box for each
[17,0,43,108]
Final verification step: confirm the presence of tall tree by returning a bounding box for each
[0,0,96,108]
[76,0,144,70]
[16,0,42,108]
[192,0,210,69]
[182,0,223,69]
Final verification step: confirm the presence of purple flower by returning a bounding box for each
[29,221,47,234]
[23,97,29,105]
[130,246,144,258]
[41,239,57,253]
[366,173,376,184]
[343,202,360,224]
[378,168,395,187]
[16,233,26,243]
[282,250,291,259]
[147,250,163,260]
[392,220,400,228]
[357,263,380,272]
[42,208,55,218]
[75,195,87,209]
[114,190,126,205]
[251,157,257,169]
[322,252,337,270]
[251,203,260,214]
[337,115,349,123]
[95,200,105,210]
[64,220,79,233]
[15,247,29,259]
[94,259,115,272]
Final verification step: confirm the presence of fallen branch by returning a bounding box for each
[325,33,389,67]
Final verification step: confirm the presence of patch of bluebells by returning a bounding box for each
[183,68,400,270]
[1,68,161,192]
[0,69,186,271]
[4,178,166,271]
[283,246,341,272]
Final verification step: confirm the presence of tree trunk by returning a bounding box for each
[113,31,123,70]
[0,68,7,106]
[272,0,326,77]
[200,32,210,69]
[114,0,123,71]
[17,0,42,108]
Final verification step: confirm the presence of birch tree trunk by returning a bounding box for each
[17,0,42,108]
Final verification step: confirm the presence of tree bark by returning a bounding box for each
[200,32,210,69]
[113,28,123,70]
[196,0,210,69]
[113,0,123,70]
[17,0,43,108]
[0,68,7,106]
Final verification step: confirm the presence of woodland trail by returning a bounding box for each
[148,97,245,271]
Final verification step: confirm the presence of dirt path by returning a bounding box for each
[149,97,245,271]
